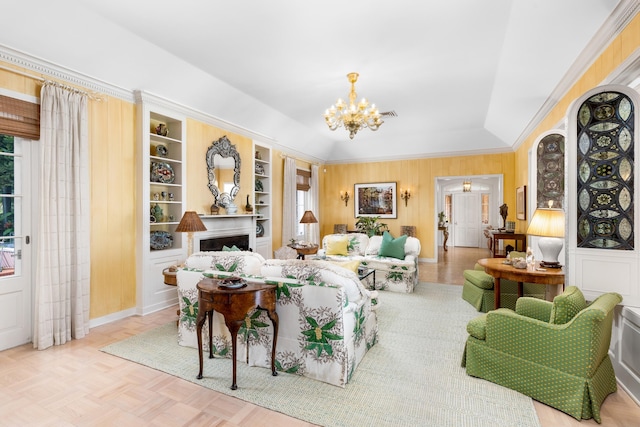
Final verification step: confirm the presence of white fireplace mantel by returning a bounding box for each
[194,214,258,252]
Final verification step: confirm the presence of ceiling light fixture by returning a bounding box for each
[324,72,383,139]
[463,180,472,192]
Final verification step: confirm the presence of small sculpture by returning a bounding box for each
[151,203,163,222]
[155,123,168,136]
[499,203,508,229]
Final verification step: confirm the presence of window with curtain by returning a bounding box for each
[296,169,310,237]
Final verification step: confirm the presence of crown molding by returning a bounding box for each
[0,44,134,101]
[0,45,330,163]
[325,146,514,165]
[512,0,640,151]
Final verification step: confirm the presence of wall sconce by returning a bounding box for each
[340,191,350,206]
[400,188,411,206]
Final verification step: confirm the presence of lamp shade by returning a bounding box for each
[175,211,207,233]
[526,208,564,237]
[300,210,318,224]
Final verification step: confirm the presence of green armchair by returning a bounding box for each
[462,286,622,423]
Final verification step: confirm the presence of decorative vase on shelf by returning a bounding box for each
[226,203,238,214]
[245,195,253,213]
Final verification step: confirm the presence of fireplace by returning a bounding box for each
[199,234,250,252]
[193,214,258,255]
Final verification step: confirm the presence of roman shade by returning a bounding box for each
[0,94,40,140]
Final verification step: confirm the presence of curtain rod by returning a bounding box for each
[279,152,320,166]
[0,65,104,101]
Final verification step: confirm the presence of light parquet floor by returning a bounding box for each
[0,246,638,426]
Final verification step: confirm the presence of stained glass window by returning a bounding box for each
[536,133,564,209]
[576,91,634,249]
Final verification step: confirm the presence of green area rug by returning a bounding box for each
[101,283,540,427]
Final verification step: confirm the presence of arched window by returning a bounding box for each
[536,133,565,209]
[576,91,634,249]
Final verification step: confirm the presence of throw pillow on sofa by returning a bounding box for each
[379,231,407,259]
[325,235,349,255]
[328,259,361,273]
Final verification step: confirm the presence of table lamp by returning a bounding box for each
[526,202,565,268]
[299,210,318,244]
[175,211,207,257]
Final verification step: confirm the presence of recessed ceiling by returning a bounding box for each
[0,0,625,163]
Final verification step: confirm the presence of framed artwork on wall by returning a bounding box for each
[516,185,527,220]
[354,182,397,218]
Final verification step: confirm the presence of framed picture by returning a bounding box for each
[516,185,527,220]
[354,182,397,218]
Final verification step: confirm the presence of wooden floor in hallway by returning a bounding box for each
[0,246,638,426]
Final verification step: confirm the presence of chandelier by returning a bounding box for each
[323,72,383,139]
[463,179,472,192]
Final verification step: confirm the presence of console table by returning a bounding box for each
[195,278,278,390]
[491,232,526,257]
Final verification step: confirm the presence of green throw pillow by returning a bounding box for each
[549,286,587,324]
[222,245,241,251]
[378,231,407,259]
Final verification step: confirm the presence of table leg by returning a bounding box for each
[517,282,523,298]
[226,320,241,390]
[208,310,213,358]
[196,309,208,380]
[494,278,501,310]
[266,309,279,377]
[443,229,449,251]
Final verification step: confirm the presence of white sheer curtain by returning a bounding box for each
[34,82,90,350]
[282,156,297,245]
[309,164,319,244]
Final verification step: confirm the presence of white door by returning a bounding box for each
[452,193,481,247]
[0,135,33,351]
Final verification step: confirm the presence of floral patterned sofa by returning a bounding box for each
[176,251,379,387]
[320,232,421,293]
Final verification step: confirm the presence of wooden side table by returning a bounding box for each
[491,232,526,257]
[195,278,278,390]
[438,226,449,251]
[477,258,565,310]
[288,243,319,260]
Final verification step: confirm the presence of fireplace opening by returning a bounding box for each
[199,234,251,252]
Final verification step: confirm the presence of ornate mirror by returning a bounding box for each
[206,135,241,208]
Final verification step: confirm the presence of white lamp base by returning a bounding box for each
[538,236,563,267]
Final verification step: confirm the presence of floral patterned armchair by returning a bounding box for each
[462,286,622,423]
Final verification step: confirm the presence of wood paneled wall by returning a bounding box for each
[321,153,515,259]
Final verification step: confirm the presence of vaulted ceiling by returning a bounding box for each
[1,0,627,163]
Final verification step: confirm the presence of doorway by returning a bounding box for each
[434,175,503,261]
[0,135,34,351]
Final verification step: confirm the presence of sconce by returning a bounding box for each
[340,191,350,206]
[400,188,411,206]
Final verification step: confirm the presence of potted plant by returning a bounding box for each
[438,211,446,227]
[355,216,389,237]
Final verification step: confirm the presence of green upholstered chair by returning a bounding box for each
[462,286,622,423]
[462,252,546,312]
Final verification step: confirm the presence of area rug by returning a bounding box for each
[101,283,540,427]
